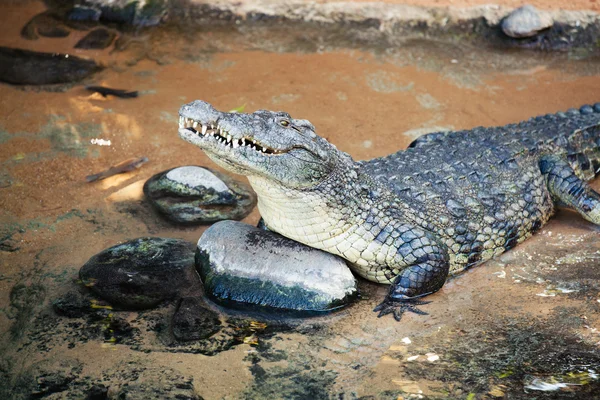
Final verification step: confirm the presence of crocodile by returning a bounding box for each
[178,100,600,320]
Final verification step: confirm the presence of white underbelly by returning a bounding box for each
[248,176,399,283]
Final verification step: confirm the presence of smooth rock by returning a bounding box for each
[75,28,116,50]
[172,297,222,341]
[80,237,199,309]
[0,47,102,85]
[501,5,553,38]
[196,221,358,313]
[144,166,256,225]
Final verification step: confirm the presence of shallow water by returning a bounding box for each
[1,2,600,399]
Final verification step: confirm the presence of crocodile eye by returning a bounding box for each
[280,120,290,127]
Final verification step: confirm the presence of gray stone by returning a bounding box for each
[196,221,358,313]
[501,5,553,39]
[144,166,256,225]
[80,237,199,309]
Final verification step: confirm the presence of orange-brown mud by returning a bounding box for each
[1,1,600,399]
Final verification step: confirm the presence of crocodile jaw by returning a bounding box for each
[178,100,340,189]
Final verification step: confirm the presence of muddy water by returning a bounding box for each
[1,2,600,399]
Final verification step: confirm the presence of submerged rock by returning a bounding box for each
[20,12,70,40]
[501,5,553,38]
[172,297,222,341]
[79,237,199,309]
[0,47,102,85]
[144,166,256,225]
[196,221,358,313]
[75,28,116,50]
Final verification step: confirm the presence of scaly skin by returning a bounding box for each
[178,101,600,320]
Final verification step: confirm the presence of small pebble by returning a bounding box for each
[502,5,553,38]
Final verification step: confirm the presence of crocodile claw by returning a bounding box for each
[373,298,432,321]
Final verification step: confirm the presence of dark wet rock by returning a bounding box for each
[79,237,199,310]
[196,221,358,313]
[20,12,70,40]
[0,47,102,85]
[172,297,222,341]
[102,314,136,343]
[14,358,83,399]
[501,5,553,39]
[67,5,102,22]
[52,291,93,318]
[75,28,117,50]
[144,166,256,225]
[87,384,108,400]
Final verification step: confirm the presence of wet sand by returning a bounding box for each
[1,1,600,399]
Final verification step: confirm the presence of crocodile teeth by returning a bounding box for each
[201,125,207,135]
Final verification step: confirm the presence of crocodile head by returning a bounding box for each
[178,100,344,189]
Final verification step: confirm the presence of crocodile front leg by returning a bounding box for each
[373,229,450,321]
[540,154,600,225]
